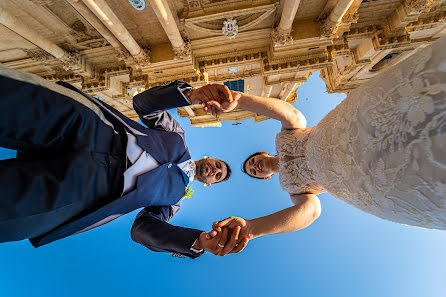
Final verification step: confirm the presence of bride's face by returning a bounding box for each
[244,153,274,179]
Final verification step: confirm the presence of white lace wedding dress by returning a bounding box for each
[276,36,446,229]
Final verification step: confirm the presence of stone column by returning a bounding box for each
[0,5,79,70]
[146,0,190,59]
[81,0,149,65]
[321,0,356,37]
[272,0,301,44]
[66,0,130,59]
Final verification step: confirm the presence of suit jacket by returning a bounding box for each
[30,81,203,258]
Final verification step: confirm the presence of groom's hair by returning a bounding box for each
[219,160,232,183]
[241,151,270,180]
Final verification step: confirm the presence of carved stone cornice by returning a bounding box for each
[377,34,411,49]
[198,48,266,62]
[329,42,352,56]
[198,51,266,69]
[406,0,438,12]
[406,10,446,31]
[270,51,329,64]
[264,56,331,74]
[347,25,383,38]
[60,51,81,71]
[24,49,54,63]
[206,69,262,82]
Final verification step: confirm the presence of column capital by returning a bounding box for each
[173,41,191,59]
[320,22,339,37]
[134,47,151,67]
[271,27,293,45]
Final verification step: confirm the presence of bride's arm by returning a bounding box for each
[213,194,321,242]
[208,92,307,129]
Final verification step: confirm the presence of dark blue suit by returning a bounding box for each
[0,66,203,258]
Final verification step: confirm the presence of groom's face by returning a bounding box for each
[195,158,228,184]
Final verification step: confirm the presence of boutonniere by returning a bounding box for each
[183,185,194,199]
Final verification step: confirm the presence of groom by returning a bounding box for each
[0,65,241,258]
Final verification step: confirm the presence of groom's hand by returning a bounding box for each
[195,227,230,256]
[207,224,250,256]
[204,90,241,115]
[189,84,233,106]
[210,217,253,254]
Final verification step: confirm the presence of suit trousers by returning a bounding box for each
[0,67,127,242]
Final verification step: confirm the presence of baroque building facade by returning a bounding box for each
[0,0,445,127]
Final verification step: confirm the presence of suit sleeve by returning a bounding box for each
[132,81,192,133]
[130,204,204,259]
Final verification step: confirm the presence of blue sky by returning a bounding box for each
[0,72,445,297]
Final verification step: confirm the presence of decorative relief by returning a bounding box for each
[60,51,81,71]
[377,34,411,50]
[24,49,53,63]
[320,22,340,38]
[70,20,102,43]
[134,47,151,67]
[406,0,438,12]
[6,0,446,129]
[343,11,359,26]
[173,41,192,59]
[222,18,239,39]
[187,0,201,9]
[271,27,293,45]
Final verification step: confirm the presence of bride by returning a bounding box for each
[207,36,446,244]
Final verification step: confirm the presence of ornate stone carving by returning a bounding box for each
[173,42,192,59]
[24,49,53,63]
[134,47,151,67]
[60,51,80,71]
[187,0,201,9]
[320,22,339,38]
[70,20,102,43]
[5,0,446,128]
[406,0,438,12]
[343,11,359,25]
[271,27,293,45]
[222,18,239,39]
[116,48,132,61]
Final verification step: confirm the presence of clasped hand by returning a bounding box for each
[188,84,241,115]
[196,217,254,256]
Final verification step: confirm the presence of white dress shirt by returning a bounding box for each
[122,133,201,254]
[122,84,195,194]
[122,133,195,195]
[124,86,201,254]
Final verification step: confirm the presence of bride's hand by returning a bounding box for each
[213,216,255,241]
[202,91,241,115]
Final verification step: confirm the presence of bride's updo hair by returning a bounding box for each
[242,151,271,179]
